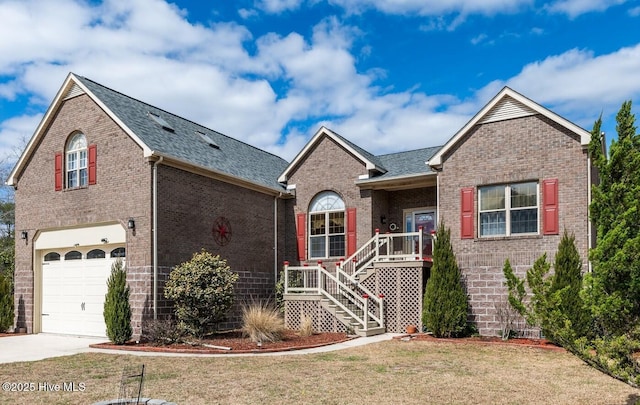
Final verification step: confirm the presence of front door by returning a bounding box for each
[405,210,436,257]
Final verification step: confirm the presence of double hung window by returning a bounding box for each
[479,182,538,236]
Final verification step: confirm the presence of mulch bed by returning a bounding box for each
[395,333,565,351]
[90,330,353,354]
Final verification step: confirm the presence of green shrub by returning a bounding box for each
[164,250,238,337]
[241,299,284,344]
[422,223,469,338]
[0,273,14,333]
[103,259,132,344]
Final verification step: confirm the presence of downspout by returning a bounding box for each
[587,154,592,273]
[152,156,163,319]
[274,194,280,286]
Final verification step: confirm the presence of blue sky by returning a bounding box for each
[1,0,640,184]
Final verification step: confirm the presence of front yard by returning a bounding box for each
[1,339,639,404]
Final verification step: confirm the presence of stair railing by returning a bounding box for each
[341,228,424,280]
[284,261,383,331]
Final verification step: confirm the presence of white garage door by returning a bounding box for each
[41,247,125,337]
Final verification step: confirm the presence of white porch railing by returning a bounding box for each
[340,228,426,279]
[283,261,384,333]
[283,228,433,334]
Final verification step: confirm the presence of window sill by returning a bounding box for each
[63,185,89,192]
[475,234,542,242]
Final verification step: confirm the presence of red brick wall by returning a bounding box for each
[155,165,284,328]
[284,136,374,265]
[437,114,590,336]
[13,93,152,334]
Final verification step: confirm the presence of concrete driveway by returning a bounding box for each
[0,334,106,364]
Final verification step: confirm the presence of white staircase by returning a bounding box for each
[284,229,428,336]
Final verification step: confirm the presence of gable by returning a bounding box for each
[278,126,386,184]
[428,87,591,168]
[7,73,289,195]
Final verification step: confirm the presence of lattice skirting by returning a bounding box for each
[284,299,348,333]
[284,263,425,334]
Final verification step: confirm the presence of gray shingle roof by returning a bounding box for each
[75,75,288,192]
[373,146,442,179]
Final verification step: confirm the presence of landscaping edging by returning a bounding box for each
[394,333,566,351]
[89,336,356,354]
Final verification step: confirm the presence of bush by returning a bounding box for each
[0,273,14,333]
[103,259,132,344]
[141,317,184,345]
[422,223,469,338]
[241,300,284,344]
[164,250,238,337]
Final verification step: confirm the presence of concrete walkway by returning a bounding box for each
[0,333,398,363]
[0,334,106,364]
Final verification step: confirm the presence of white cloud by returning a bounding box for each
[476,44,640,133]
[328,0,533,16]
[546,0,628,18]
[0,114,41,164]
[629,6,640,16]
[1,0,640,171]
[255,0,304,13]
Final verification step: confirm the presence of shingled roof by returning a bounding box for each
[73,75,288,193]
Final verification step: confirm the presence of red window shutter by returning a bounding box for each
[88,144,97,185]
[296,213,306,261]
[460,187,474,239]
[542,179,559,235]
[346,207,357,256]
[54,152,63,191]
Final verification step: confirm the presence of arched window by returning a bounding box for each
[65,251,82,260]
[44,252,60,261]
[309,191,345,258]
[110,247,126,258]
[66,133,88,188]
[87,249,106,259]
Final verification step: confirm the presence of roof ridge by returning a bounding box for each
[376,145,443,158]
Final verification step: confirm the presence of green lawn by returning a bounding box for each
[1,339,639,404]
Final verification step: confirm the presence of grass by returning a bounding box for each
[241,300,285,343]
[1,340,639,404]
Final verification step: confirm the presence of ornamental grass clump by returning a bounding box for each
[298,315,314,337]
[241,300,284,344]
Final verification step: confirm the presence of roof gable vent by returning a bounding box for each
[479,96,537,124]
[148,112,174,132]
[63,83,85,100]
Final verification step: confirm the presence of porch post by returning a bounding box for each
[283,261,289,294]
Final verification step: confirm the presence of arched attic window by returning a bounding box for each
[66,133,88,188]
[309,191,345,258]
[56,132,96,190]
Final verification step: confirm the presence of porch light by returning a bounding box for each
[20,230,28,240]
[127,218,135,230]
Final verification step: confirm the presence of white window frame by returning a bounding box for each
[308,191,345,259]
[478,182,539,237]
[66,133,88,188]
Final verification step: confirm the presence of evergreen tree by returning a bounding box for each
[0,273,13,333]
[587,100,640,336]
[549,230,590,339]
[103,259,132,344]
[422,223,469,337]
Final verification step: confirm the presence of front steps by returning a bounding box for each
[320,298,385,337]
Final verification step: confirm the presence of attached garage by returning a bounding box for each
[34,223,127,337]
